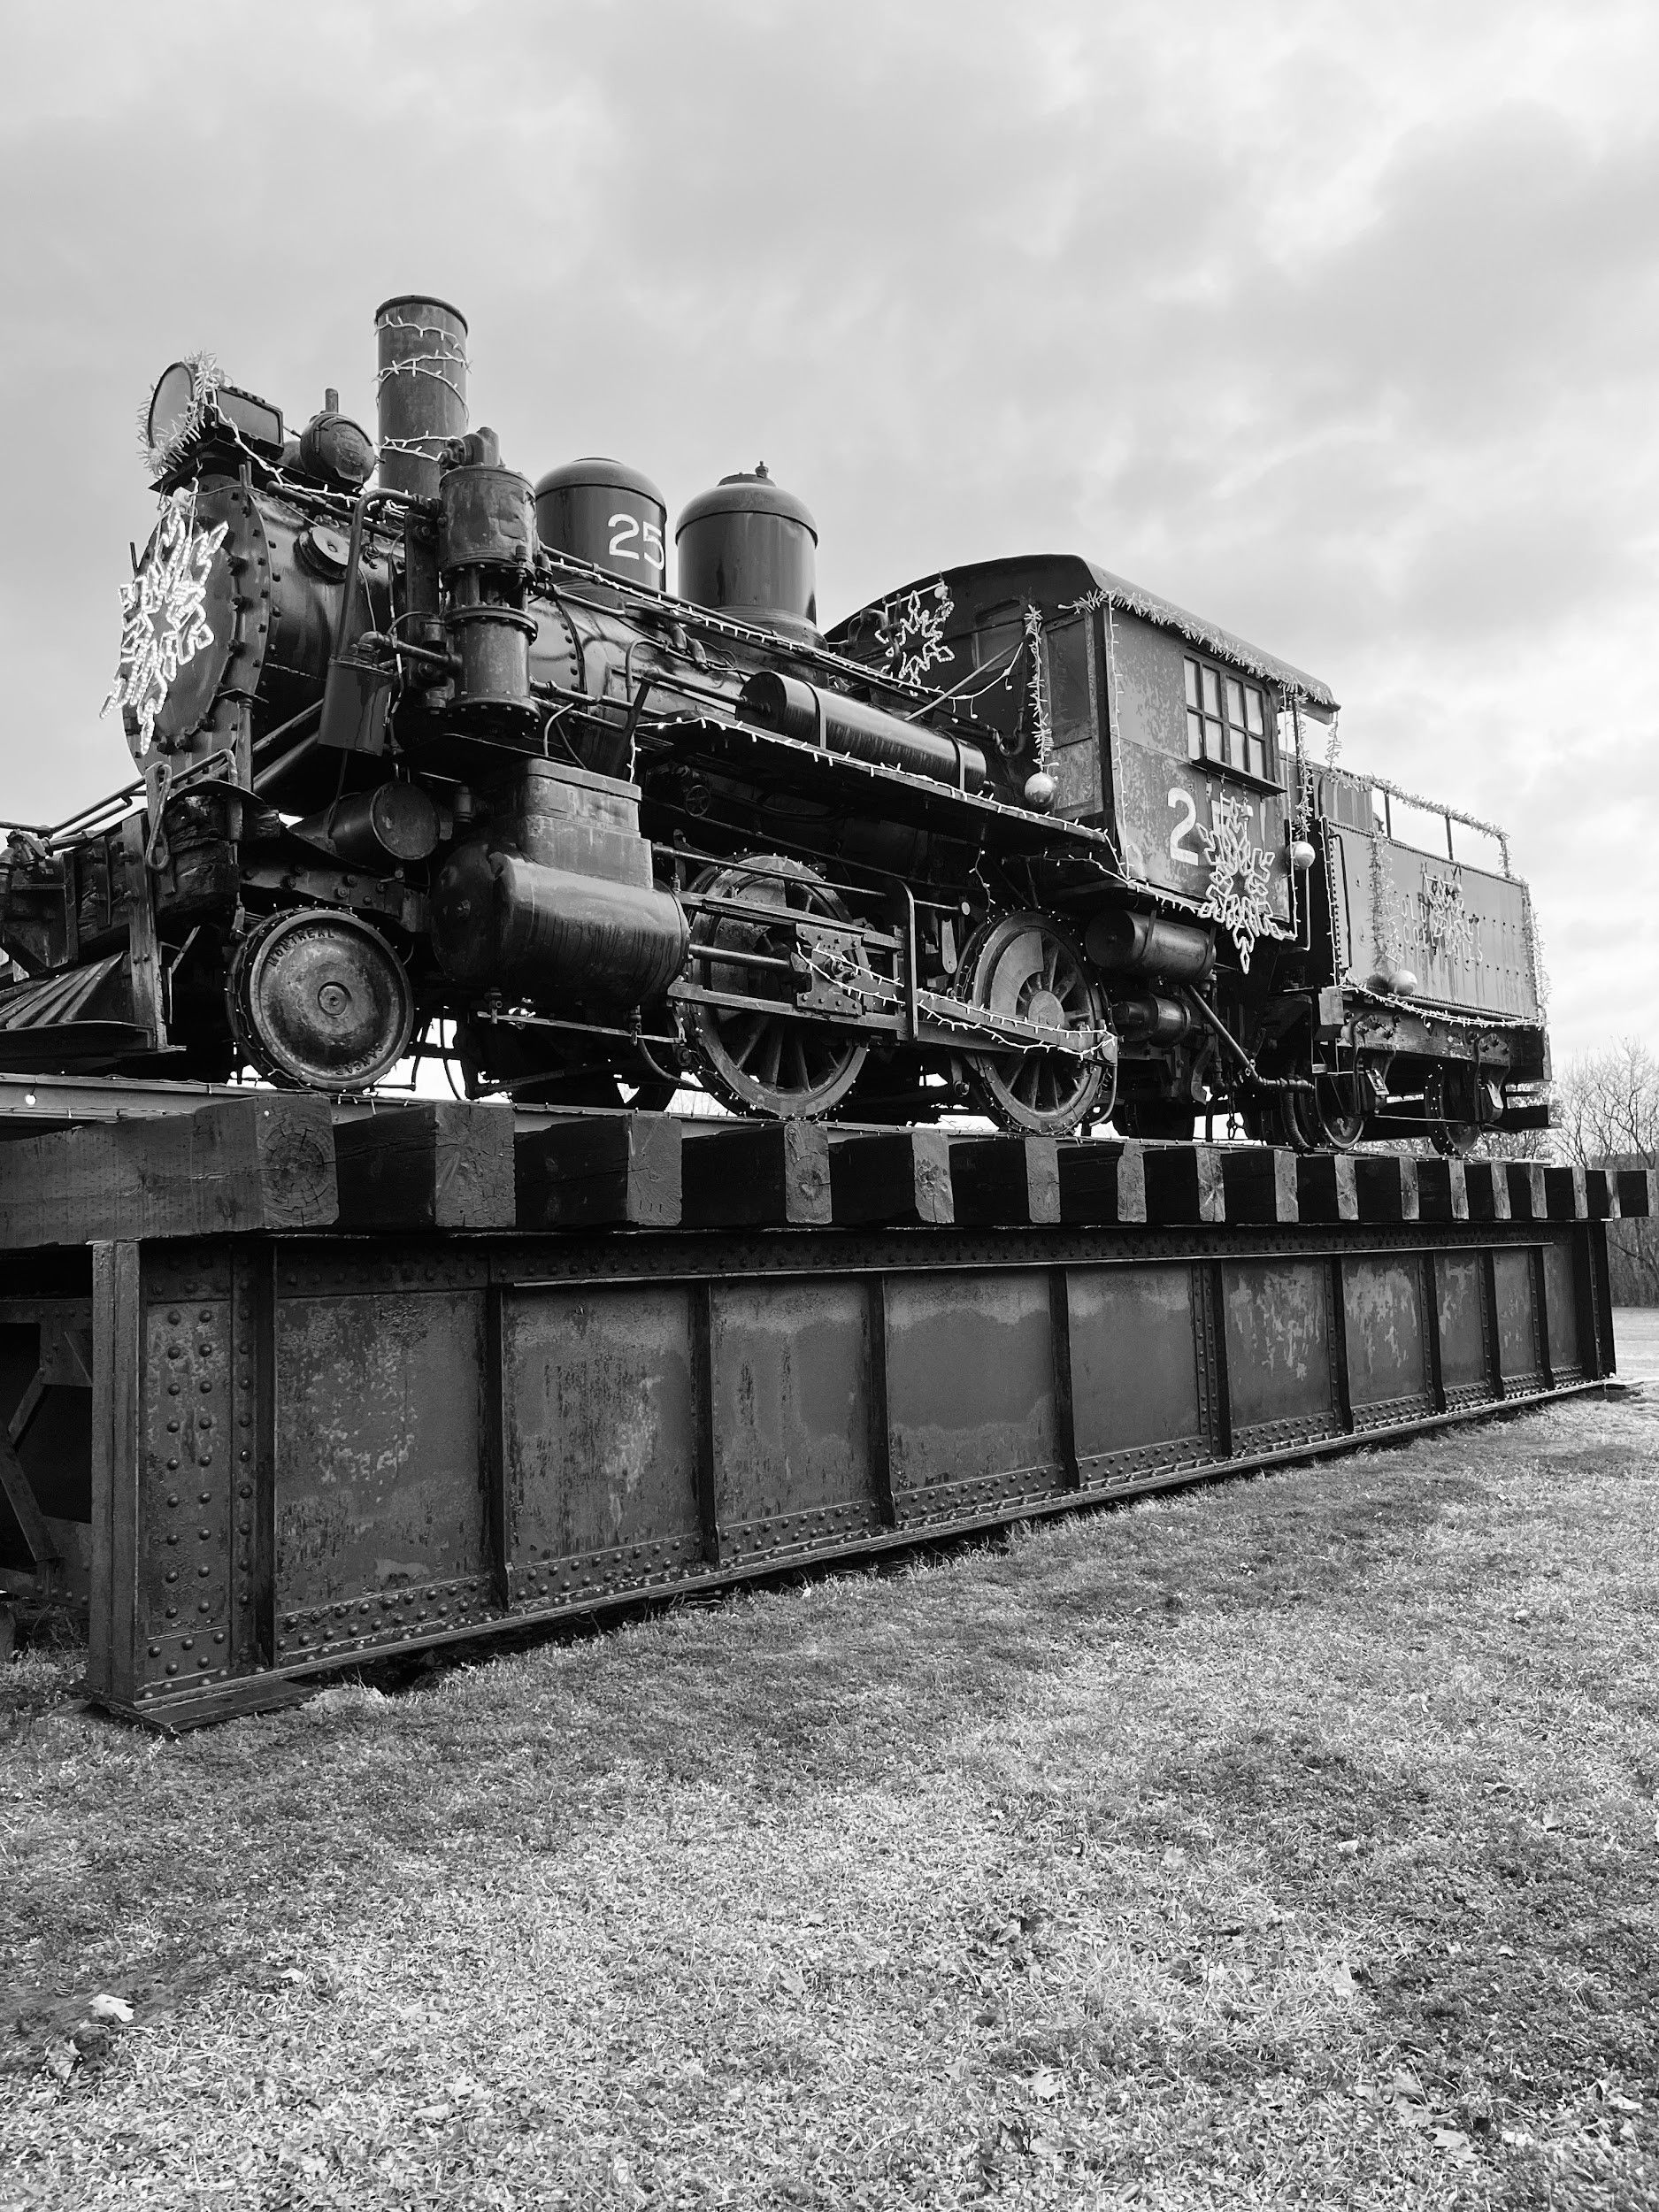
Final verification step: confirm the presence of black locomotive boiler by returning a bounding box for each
[0,296,1548,1150]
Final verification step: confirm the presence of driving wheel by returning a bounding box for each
[959,912,1112,1135]
[686,856,869,1118]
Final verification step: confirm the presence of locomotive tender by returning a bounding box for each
[0,296,1548,1149]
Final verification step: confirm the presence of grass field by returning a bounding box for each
[3,1340,1656,2210]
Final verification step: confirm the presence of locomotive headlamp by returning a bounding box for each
[145,361,199,456]
[144,357,284,475]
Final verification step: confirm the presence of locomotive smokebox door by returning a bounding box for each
[535,457,668,588]
[675,467,819,642]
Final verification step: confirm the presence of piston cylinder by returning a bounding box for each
[374,295,468,502]
[738,671,987,792]
[1085,909,1216,985]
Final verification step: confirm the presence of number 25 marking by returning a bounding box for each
[609,513,665,572]
[1167,787,1204,866]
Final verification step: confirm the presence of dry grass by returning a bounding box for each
[3,1379,1657,2210]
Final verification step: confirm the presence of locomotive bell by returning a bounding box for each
[675,465,819,642]
[535,457,668,588]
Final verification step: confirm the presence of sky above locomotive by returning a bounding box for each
[1,0,1654,1063]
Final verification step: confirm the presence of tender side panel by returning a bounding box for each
[1327,829,1540,1018]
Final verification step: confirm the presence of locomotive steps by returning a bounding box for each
[0,1077,1646,1248]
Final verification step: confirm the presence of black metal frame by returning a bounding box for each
[59,1213,1612,1729]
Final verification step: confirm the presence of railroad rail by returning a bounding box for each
[0,1077,1643,1726]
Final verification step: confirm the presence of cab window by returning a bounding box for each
[1185,657,1269,780]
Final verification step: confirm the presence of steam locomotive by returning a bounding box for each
[0,295,1548,1148]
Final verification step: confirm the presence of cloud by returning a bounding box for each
[0,0,1653,1057]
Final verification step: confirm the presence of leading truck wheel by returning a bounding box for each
[228,909,414,1092]
[959,913,1112,1136]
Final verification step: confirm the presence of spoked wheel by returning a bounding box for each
[228,909,413,1092]
[959,912,1113,1135]
[686,856,869,1118]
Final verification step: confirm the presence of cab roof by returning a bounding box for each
[833,551,1338,710]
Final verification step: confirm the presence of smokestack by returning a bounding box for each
[373,295,468,500]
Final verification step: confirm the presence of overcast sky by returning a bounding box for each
[3,0,1654,1061]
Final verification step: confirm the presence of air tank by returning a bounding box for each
[374,295,468,501]
[535,457,668,588]
[1085,909,1216,986]
[675,466,818,641]
[738,671,987,793]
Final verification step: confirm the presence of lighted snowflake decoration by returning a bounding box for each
[880,578,956,686]
[1421,868,1477,962]
[103,491,227,755]
[1196,797,1286,973]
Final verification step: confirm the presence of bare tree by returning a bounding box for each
[1554,1039,1659,1306]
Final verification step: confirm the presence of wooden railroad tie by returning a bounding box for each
[0,1093,337,1249]
[333,1100,515,1231]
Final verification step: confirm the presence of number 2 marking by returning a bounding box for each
[1167,787,1204,866]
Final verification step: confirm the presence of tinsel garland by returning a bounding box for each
[137,350,223,479]
[1022,604,1051,768]
[1059,582,1336,707]
[1367,771,1512,878]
